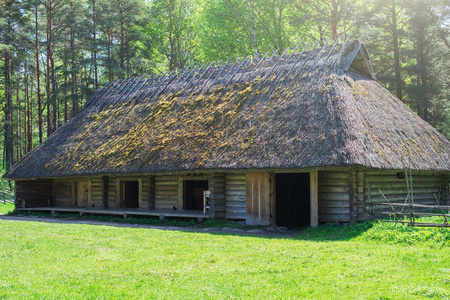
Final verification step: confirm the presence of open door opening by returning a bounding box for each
[184,180,208,210]
[121,181,139,208]
[276,173,310,227]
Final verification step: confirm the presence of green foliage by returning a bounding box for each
[358,218,450,247]
[298,218,450,248]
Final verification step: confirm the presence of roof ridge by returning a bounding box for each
[85,37,366,110]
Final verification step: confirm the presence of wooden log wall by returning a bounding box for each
[52,179,73,207]
[107,177,118,209]
[15,180,52,208]
[89,177,103,208]
[210,173,225,218]
[225,173,246,220]
[139,178,150,210]
[318,171,350,223]
[365,170,445,215]
[155,175,179,209]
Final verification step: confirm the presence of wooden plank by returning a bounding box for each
[245,174,254,224]
[245,172,270,225]
[319,193,350,201]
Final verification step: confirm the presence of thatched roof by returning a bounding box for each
[5,39,450,179]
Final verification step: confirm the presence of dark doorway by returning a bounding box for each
[276,173,310,227]
[184,180,208,210]
[122,181,139,208]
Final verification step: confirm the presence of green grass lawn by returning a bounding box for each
[1,203,450,299]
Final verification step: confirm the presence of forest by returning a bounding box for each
[0,0,449,173]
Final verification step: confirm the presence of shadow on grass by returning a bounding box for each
[4,206,376,241]
[295,221,374,242]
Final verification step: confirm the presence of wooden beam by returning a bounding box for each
[102,176,108,209]
[348,169,355,223]
[310,171,319,227]
[87,179,92,207]
[270,172,276,225]
[71,180,76,206]
[149,175,155,210]
[138,178,143,209]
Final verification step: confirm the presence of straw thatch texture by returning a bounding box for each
[4,40,450,179]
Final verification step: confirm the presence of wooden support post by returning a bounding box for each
[270,172,276,225]
[443,175,449,206]
[138,178,143,209]
[348,169,355,223]
[149,175,155,210]
[71,180,76,206]
[310,171,319,227]
[87,179,92,207]
[209,173,226,219]
[102,176,108,209]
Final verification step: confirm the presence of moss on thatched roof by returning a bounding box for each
[5,40,450,179]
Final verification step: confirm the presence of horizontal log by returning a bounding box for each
[226,207,246,214]
[370,188,440,196]
[319,207,349,214]
[226,185,245,191]
[53,192,71,197]
[52,197,72,202]
[16,186,51,192]
[154,197,178,202]
[225,175,245,180]
[155,176,178,181]
[155,204,178,210]
[369,182,442,189]
[382,220,450,227]
[154,181,178,186]
[381,202,450,209]
[319,214,350,222]
[225,190,247,196]
[319,179,349,186]
[319,172,348,179]
[318,200,349,208]
[225,213,246,220]
[211,179,226,185]
[212,199,226,206]
[226,200,246,207]
[319,193,349,201]
[155,190,178,196]
[154,185,178,192]
[319,186,349,193]
[380,212,450,217]
[367,176,442,183]
[225,195,245,201]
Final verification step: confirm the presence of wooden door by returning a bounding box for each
[76,180,89,207]
[246,172,271,225]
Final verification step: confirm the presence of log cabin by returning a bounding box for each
[4,39,450,227]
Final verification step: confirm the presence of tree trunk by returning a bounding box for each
[3,2,14,170]
[92,0,98,90]
[70,1,79,118]
[46,0,53,136]
[391,0,402,101]
[36,3,43,144]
